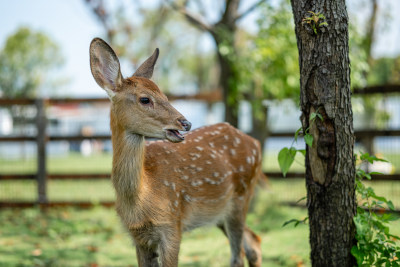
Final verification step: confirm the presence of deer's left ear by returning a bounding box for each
[90,38,123,100]
[132,48,159,79]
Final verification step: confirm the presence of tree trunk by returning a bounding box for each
[216,52,239,128]
[212,26,240,128]
[290,1,356,266]
[249,97,269,151]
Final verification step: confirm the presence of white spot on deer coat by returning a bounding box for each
[240,179,247,189]
[191,180,203,186]
[184,194,192,202]
[204,178,217,185]
[246,156,252,164]
[171,182,176,191]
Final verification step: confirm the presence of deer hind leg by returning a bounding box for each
[218,224,261,267]
[220,213,246,267]
[243,226,262,267]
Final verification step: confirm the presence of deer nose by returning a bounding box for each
[179,119,192,131]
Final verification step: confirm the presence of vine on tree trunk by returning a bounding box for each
[278,133,400,266]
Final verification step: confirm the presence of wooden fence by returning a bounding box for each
[1,86,400,208]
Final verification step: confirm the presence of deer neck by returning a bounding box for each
[110,110,146,205]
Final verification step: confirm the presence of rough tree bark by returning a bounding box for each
[290,1,356,266]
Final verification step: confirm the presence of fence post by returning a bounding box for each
[36,98,47,204]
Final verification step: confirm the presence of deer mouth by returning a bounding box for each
[165,129,185,143]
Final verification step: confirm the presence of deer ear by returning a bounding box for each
[132,48,159,79]
[90,38,123,99]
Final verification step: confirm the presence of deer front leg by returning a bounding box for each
[136,245,160,267]
[158,227,181,267]
[130,225,162,267]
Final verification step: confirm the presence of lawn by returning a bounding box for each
[0,190,311,267]
[1,151,400,266]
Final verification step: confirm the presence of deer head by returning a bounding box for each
[89,38,191,142]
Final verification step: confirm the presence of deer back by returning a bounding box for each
[144,122,262,231]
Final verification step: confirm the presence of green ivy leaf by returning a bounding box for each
[298,149,306,156]
[351,245,365,267]
[387,200,395,211]
[304,133,314,147]
[360,152,388,163]
[278,147,296,177]
[309,112,317,121]
[294,127,302,142]
[295,196,307,203]
[282,217,308,227]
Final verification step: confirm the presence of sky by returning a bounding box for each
[1,0,400,98]
[0,0,103,97]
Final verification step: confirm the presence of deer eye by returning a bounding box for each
[139,97,151,105]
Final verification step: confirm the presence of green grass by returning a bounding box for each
[1,152,400,266]
[0,191,311,267]
[0,152,113,174]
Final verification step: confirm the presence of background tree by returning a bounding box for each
[350,0,397,154]
[0,27,64,98]
[84,0,271,140]
[238,0,299,148]
[167,0,266,127]
[0,27,64,159]
[290,1,356,266]
[84,0,219,96]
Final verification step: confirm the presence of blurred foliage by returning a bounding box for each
[368,56,400,85]
[234,0,299,123]
[0,27,64,98]
[85,0,399,128]
[240,1,299,101]
[349,22,370,89]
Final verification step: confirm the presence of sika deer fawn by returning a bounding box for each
[90,38,263,267]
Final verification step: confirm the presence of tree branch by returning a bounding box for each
[165,0,213,33]
[220,0,240,25]
[234,0,266,22]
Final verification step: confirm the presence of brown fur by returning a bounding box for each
[110,122,262,267]
[89,38,262,267]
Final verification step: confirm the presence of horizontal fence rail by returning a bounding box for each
[1,84,400,208]
[2,129,400,142]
